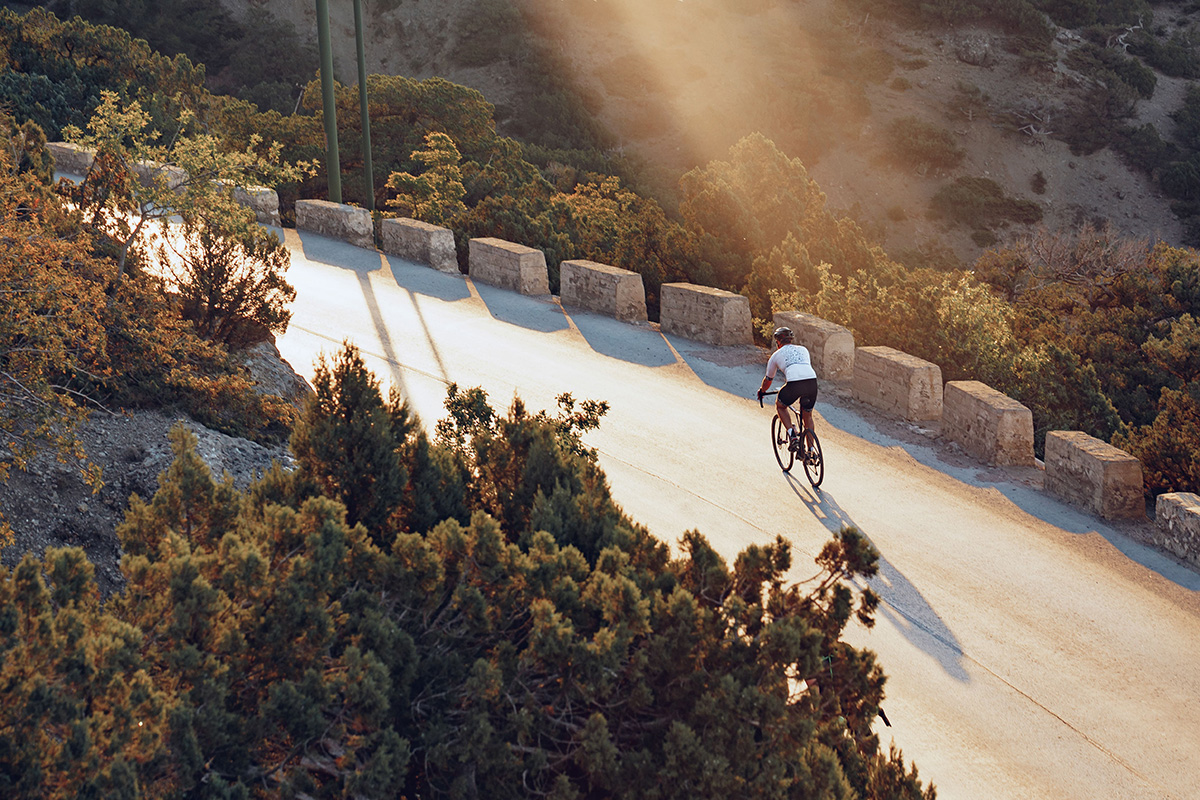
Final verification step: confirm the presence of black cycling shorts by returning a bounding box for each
[779,378,818,411]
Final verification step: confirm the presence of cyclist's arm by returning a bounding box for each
[760,352,781,395]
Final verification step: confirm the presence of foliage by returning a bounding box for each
[885,117,965,172]
[385,131,468,227]
[155,209,295,348]
[1129,27,1200,79]
[66,90,310,292]
[0,357,935,797]
[929,177,1043,231]
[0,133,106,542]
[0,548,174,798]
[290,342,412,538]
[0,7,208,139]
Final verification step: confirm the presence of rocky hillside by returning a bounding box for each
[217,0,1195,264]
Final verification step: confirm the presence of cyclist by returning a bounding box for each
[757,326,818,452]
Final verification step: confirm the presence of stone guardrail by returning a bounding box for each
[560,259,648,322]
[46,141,95,176]
[381,217,459,274]
[47,142,280,225]
[295,199,373,249]
[468,237,550,295]
[772,310,854,381]
[1153,492,1200,568]
[1044,431,1144,520]
[659,283,752,346]
[942,380,1035,466]
[852,345,942,421]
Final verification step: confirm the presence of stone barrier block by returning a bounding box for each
[381,217,459,273]
[132,159,188,192]
[852,345,942,421]
[295,199,374,249]
[943,381,1035,466]
[468,237,549,295]
[560,259,647,322]
[231,185,281,227]
[1044,431,1145,520]
[1153,492,1200,568]
[659,283,752,346]
[47,142,95,176]
[772,310,854,381]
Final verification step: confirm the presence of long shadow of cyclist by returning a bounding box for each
[784,472,969,682]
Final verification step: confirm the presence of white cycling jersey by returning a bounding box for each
[766,343,817,383]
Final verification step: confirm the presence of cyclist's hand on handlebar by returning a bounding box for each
[757,389,765,406]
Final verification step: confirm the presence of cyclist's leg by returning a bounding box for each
[775,396,794,433]
[797,379,819,432]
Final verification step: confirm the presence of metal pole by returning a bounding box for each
[353,0,375,211]
[315,0,341,203]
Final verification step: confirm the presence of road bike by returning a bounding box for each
[759,390,824,487]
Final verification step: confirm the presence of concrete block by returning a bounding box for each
[295,199,374,249]
[132,159,188,192]
[943,381,1035,466]
[1044,431,1145,520]
[773,310,854,381]
[1153,492,1200,568]
[560,259,647,322]
[381,217,459,273]
[659,283,752,346]
[46,142,94,176]
[231,185,281,227]
[852,345,942,421]
[468,237,549,295]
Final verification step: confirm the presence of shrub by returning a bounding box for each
[1130,29,1200,78]
[1030,170,1047,194]
[930,177,1043,229]
[886,116,965,171]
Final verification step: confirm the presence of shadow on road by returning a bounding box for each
[565,308,677,367]
[786,473,970,682]
[471,283,569,333]
[295,232,459,400]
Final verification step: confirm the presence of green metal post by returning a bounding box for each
[353,0,375,211]
[315,0,341,203]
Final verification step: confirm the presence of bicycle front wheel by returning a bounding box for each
[802,429,824,488]
[771,416,795,473]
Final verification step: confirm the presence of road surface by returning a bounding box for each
[275,229,1200,800]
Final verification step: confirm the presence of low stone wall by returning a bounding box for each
[295,199,374,249]
[942,381,1035,466]
[468,237,549,295]
[852,346,943,421]
[772,310,854,381]
[132,159,188,191]
[46,142,95,176]
[381,217,459,273]
[1152,492,1200,568]
[231,185,281,227]
[1044,431,1144,520]
[48,142,281,224]
[659,283,752,346]
[560,259,648,322]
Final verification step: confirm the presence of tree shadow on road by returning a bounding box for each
[293,232,464,401]
[785,473,970,682]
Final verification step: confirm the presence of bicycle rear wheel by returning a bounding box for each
[802,429,824,488]
[771,416,795,472]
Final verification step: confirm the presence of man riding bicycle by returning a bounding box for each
[757,326,818,451]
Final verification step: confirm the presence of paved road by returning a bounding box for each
[275,229,1200,800]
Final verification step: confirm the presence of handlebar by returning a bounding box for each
[758,390,779,408]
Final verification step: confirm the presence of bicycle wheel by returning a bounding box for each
[771,416,795,472]
[802,429,824,488]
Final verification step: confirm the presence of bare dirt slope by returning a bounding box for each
[0,341,310,596]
